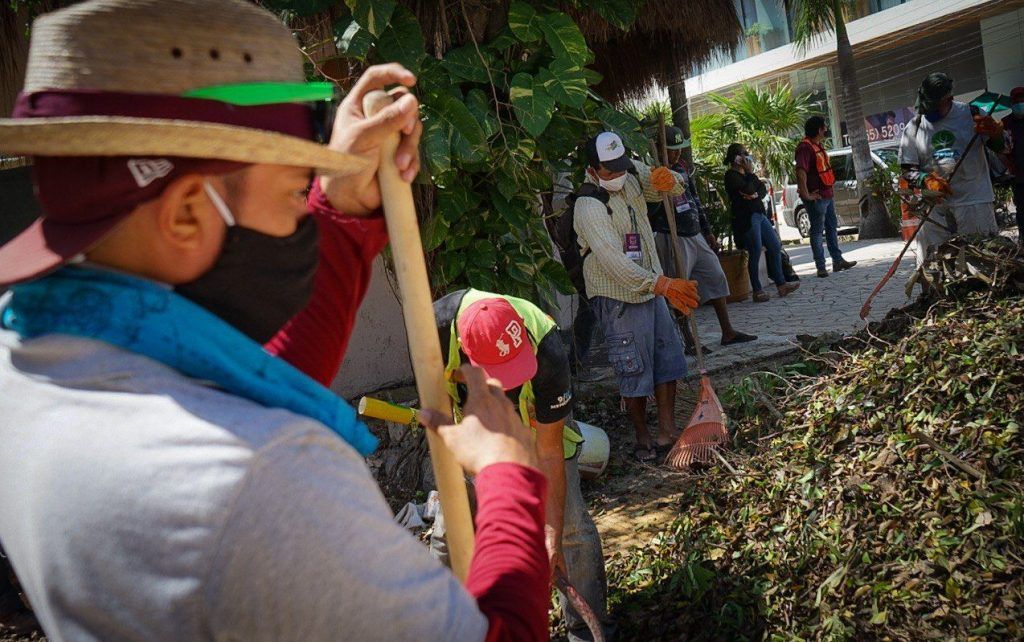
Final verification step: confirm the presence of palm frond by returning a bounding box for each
[789,0,856,53]
[700,84,817,186]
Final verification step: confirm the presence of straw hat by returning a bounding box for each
[0,0,366,174]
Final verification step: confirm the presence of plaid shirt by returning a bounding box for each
[573,160,685,303]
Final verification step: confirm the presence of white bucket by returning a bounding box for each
[575,421,610,479]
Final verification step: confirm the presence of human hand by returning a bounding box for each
[802,191,821,202]
[419,365,538,476]
[650,166,677,192]
[653,275,699,315]
[705,233,720,252]
[320,64,423,216]
[923,172,953,197]
[974,114,1003,138]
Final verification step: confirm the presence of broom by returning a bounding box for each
[647,114,730,469]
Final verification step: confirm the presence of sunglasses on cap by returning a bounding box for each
[182,81,340,144]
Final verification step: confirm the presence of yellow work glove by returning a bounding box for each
[654,275,699,315]
[973,114,1003,138]
[650,166,676,193]
[923,172,953,196]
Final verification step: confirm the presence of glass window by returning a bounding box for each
[830,154,852,181]
[872,0,904,11]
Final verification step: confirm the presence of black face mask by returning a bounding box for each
[175,215,319,344]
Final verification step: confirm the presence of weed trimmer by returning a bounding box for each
[860,95,1002,320]
[649,114,730,469]
[363,91,474,582]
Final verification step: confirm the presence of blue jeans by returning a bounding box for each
[591,296,686,398]
[429,454,613,641]
[744,213,785,291]
[561,454,613,642]
[805,198,845,270]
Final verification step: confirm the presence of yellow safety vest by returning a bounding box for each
[444,289,583,459]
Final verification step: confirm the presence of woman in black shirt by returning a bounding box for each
[723,143,799,302]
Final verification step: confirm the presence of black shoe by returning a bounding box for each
[817,268,829,278]
[833,260,858,272]
[721,331,758,346]
[685,344,713,356]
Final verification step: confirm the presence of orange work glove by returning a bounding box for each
[654,275,699,315]
[923,172,953,196]
[973,114,1003,138]
[650,166,677,192]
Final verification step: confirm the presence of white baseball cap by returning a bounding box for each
[585,131,632,172]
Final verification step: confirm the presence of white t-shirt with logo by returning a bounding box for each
[898,101,993,207]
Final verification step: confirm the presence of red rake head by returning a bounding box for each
[665,376,728,470]
[664,422,728,469]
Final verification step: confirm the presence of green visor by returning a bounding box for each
[182,81,335,106]
[969,92,1011,115]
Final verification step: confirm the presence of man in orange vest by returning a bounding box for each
[795,116,858,278]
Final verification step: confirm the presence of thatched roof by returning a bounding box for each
[1,0,741,114]
[573,0,742,102]
[291,0,742,104]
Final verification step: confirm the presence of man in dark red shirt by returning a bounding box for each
[795,116,857,278]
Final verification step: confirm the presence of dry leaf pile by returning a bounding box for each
[605,282,1023,640]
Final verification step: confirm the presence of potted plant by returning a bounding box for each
[744,22,772,57]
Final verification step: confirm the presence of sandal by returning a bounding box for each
[633,445,657,463]
[721,331,758,346]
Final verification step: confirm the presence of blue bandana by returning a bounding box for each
[1,266,378,455]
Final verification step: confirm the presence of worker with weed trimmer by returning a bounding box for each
[0,1,552,640]
[570,132,699,464]
[898,73,1006,268]
[429,288,613,642]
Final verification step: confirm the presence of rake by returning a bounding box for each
[647,114,730,470]
[663,324,729,469]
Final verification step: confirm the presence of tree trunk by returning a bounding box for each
[667,44,694,168]
[834,1,895,239]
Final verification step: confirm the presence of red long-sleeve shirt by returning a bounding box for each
[265,179,550,641]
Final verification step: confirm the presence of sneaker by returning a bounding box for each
[777,282,800,297]
[817,268,829,278]
[753,290,770,303]
[834,260,858,272]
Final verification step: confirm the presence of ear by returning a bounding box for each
[153,174,221,252]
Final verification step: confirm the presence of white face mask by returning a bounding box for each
[597,173,628,192]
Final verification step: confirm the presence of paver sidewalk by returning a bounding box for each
[690,238,918,374]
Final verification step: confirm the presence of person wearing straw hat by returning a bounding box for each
[0,1,552,641]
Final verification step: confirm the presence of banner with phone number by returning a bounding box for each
[840,106,915,146]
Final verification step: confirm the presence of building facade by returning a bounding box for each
[686,0,1024,148]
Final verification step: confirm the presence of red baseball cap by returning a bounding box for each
[456,298,538,390]
[1011,87,1024,102]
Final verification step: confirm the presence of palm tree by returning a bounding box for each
[708,84,813,194]
[790,0,895,239]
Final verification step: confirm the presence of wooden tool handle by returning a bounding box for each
[652,114,707,373]
[362,90,475,581]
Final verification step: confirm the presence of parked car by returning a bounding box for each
[781,142,898,238]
